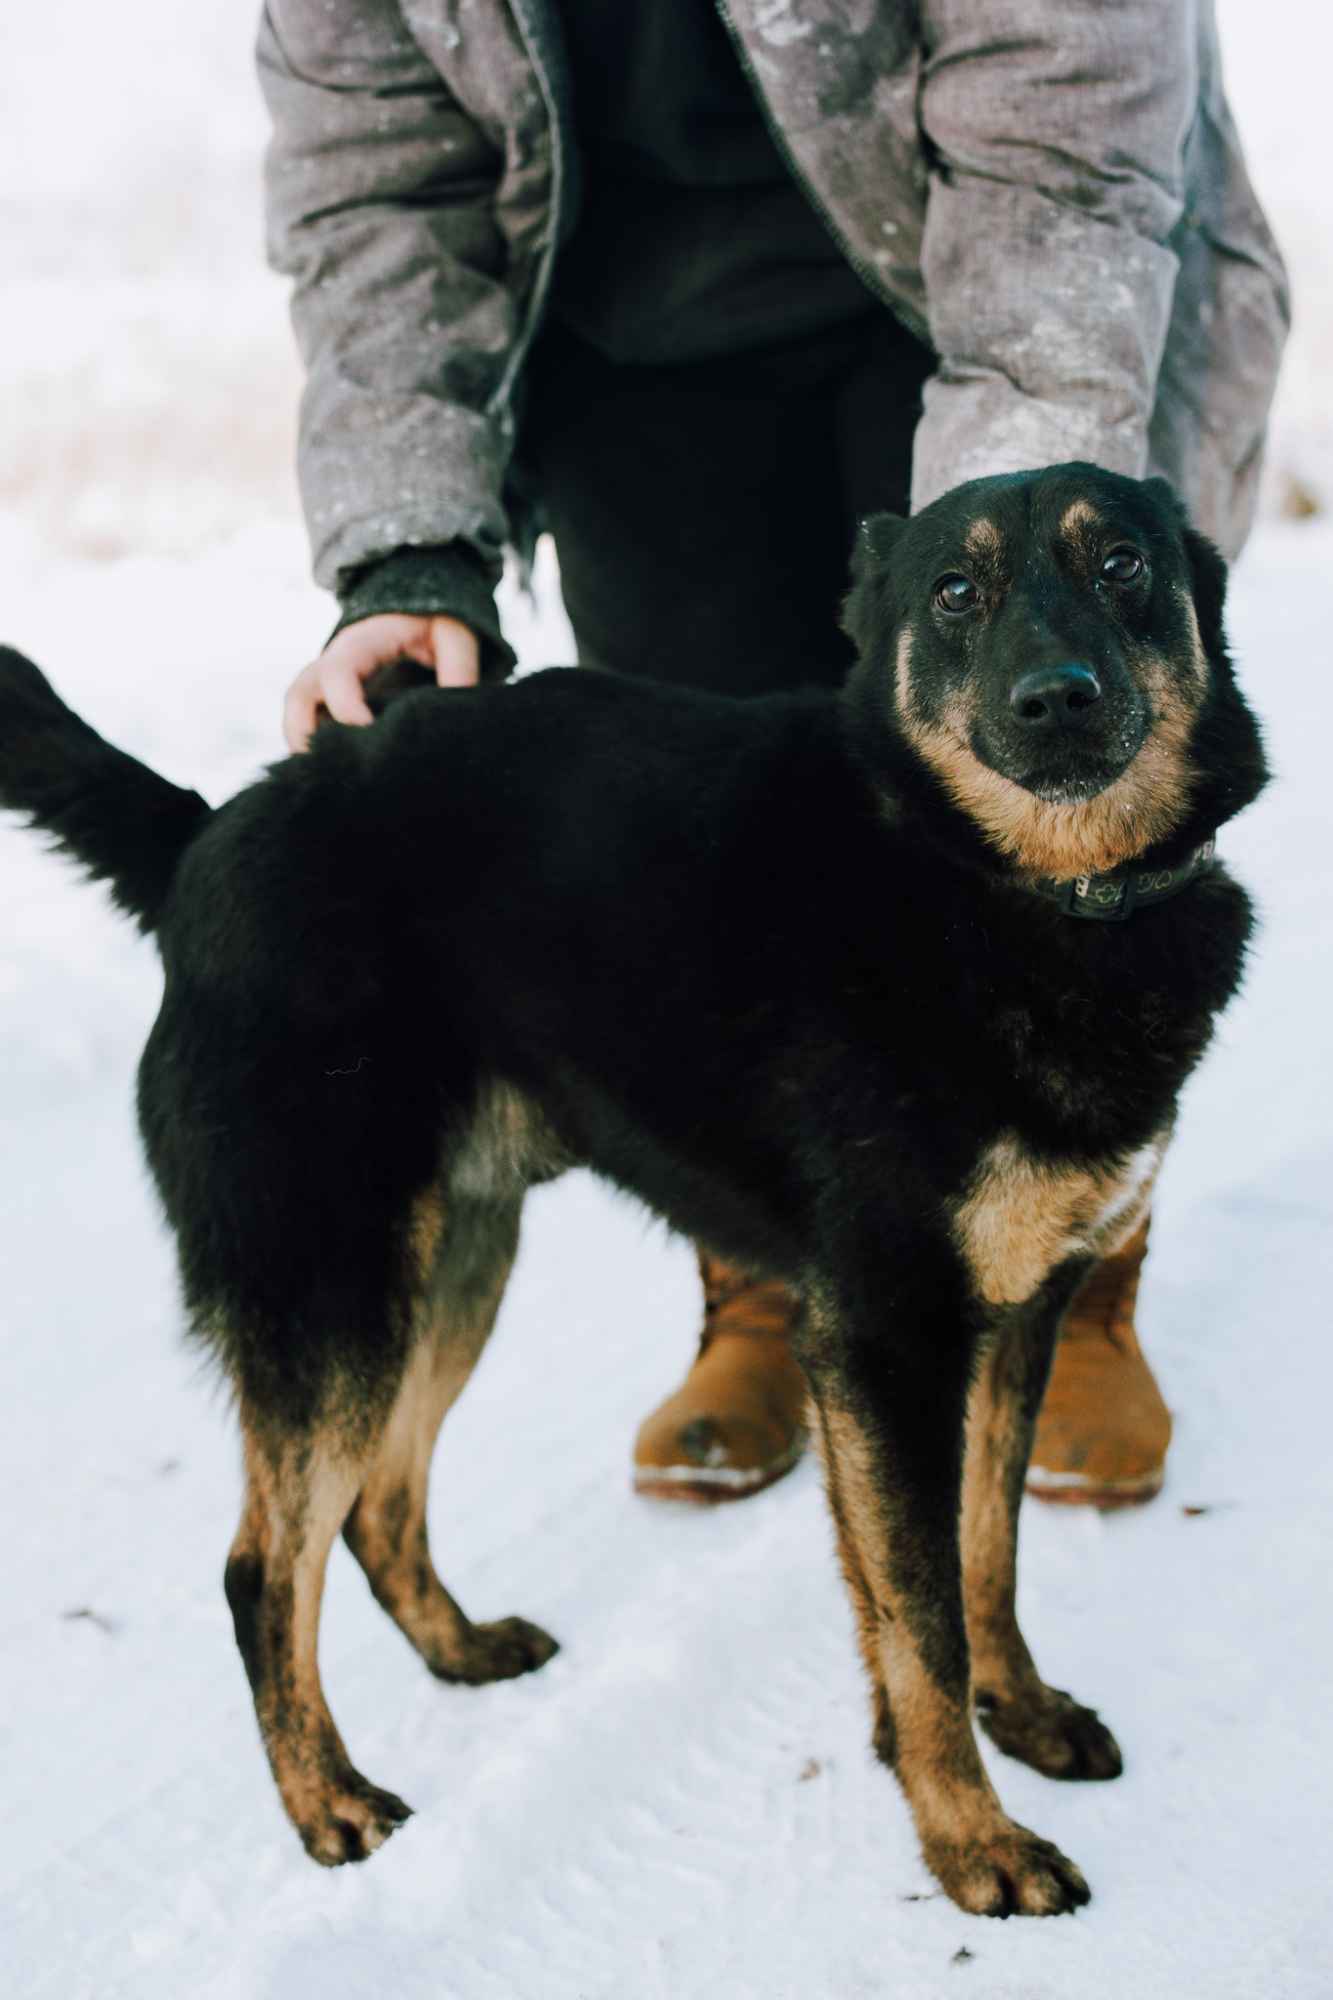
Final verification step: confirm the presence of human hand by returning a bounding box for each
[282,613,480,752]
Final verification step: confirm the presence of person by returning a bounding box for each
[258,1,1287,1510]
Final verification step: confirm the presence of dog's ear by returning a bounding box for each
[1142,476,1230,662]
[1178,525,1229,663]
[841,512,905,655]
[1141,474,1185,520]
[853,512,906,573]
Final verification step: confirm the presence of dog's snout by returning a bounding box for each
[1008,664,1103,733]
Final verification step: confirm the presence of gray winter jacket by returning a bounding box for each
[258,0,1288,649]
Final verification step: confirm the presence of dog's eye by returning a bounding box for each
[1101,547,1145,585]
[934,574,980,615]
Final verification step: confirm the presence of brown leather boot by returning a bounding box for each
[632,1251,808,1503]
[1026,1215,1172,1509]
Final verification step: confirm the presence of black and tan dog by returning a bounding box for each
[0,465,1266,1916]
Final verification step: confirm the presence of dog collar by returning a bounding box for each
[1026,837,1218,923]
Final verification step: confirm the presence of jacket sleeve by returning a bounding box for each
[257,0,522,611]
[910,0,1196,510]
[330,544,516,677]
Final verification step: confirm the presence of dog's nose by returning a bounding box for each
[1008,663,1103,731]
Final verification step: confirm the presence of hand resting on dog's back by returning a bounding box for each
[283,611,480,753]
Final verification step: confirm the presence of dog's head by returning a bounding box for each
[842,464,1267,880]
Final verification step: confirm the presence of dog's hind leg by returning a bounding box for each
[962,1280,1123,1782]
[341,1191,559,1684]
[224,1407,414,1866]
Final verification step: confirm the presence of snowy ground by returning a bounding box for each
[4,4,1333,1996]
[4,516,1333,2000]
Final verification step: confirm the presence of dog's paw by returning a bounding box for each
[433,1614,560,1686]
[975,1682,1123,1781]
[296,1767,414,1867]
[926,1819,1091,1918]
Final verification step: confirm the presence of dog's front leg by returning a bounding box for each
[962,1279,1124,1782]
[800,1267,1090,1917]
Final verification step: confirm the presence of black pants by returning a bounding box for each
[521,314,933,697]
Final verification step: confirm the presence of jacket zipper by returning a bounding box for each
[491,0,569,419]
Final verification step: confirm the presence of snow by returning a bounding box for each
[3,4,1332,1995]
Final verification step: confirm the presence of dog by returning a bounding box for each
[0,464,1267,1916]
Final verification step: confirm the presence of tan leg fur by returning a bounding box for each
[812,1398,1090,1916]
[342,1199,559,1684]
[961,1312,1123,1781]
[226,1416,414,1865]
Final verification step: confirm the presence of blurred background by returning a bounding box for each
[3,12,1332,1999]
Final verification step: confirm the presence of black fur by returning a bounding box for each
[0,466,1268,1908]
[0,646,209,931]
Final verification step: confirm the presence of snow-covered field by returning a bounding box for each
[3,6,1332,1997]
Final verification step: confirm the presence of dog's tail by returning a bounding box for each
[0,646,212,934]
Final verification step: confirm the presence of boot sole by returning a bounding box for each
[633,1435,805,1505]
[1024,1463,1164,1510]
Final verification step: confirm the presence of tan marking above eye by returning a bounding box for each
[964,518,1003,559]
[1059,500,1101,537]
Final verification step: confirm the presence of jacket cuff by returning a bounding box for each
[330,544,516,681]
